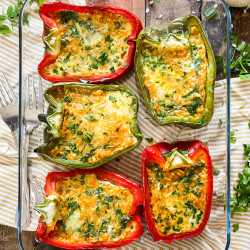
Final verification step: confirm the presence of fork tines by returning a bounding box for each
[25,75,43,114]
[0,72,18,108]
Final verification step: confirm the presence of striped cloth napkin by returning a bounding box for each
[1,76,250,250]
[0,1,250,249]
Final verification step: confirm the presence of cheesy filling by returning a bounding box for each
[49,173,134,243]
[43,10,132,77]
[147,150,207,235]
[49,86,136,163]
[142,26,207,119]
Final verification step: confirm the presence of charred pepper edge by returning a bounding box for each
[34,83,142,169]
[35,168,144,249]
[135,14,216,128]
[141,141,213,242]
[38,2,143,84]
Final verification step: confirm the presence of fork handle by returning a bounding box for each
[11,129,19,149]
[19,133,31,229]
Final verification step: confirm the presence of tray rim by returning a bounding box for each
[17,0,232,249]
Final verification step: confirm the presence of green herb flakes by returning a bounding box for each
[233,223,239,232]
[230,131,237,144]
[218,119,223,127]
[239,101,246,109]
[213,166,220,176]
[145,137,153,143]
[204,6,218,20]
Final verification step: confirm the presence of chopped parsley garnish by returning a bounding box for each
[64,96,72,103]
[67,200,80,212]
[60,11,79,24]
[77,130,83,135]
[80,149,95,162]
[79,20,96,31]
[239,101,246,109]
[194,56,202,75]
[52,68,58,74]
[85,45,92,50]
[233,223,239,232]
[105,35,111,42]
[230,131,237,144]
[63,53,71,63]
[186,97,203,115]
[145,137,153,143]
[154,168,164,182]
[163,226,171,234]
[218,118,223,126]
[204,6,218,20]
[213,166,220,176]
[110,66,115,72]
[109,96,117,103]
[177,217,183,224]
[85,112,97,121]
[114,21,122,29]
[61,39,68,46]
[59,220,66,233]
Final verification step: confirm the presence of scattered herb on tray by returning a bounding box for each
[239,101,246,109]
[218,118,223,127]
[230,144,250,232]
[145,137,153,143]
[232,223,239,232]
[230,131,237,144]
[204,6,218,20]
[213,166,220,176]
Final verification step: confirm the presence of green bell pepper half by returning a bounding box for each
[35,83,142,168]
[135,14,216,128]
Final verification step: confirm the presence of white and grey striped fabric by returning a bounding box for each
[0,0,249,249]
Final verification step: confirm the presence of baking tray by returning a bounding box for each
[17,0,231,249]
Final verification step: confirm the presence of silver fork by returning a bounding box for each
[0,72,18,142]
[19,75,44,229]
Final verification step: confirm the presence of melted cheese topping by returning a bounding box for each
[50,173,134,243]
[142,26,207,119]
[147,157,207,235]
[43,10,131,77]
[50,87,136,163]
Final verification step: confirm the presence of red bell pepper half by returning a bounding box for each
[35,168,144,249]
[141,140,213,243]
[38,2,143,83]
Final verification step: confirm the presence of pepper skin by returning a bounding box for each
[35,168,144,249]
[135,15,215,128]
[35,83,142,168]
[38,2,143,83]
[141,140,213,242]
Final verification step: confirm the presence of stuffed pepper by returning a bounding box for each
[38,2,143,83]
[35,169,144,249]
[141,141,213,242]
[35,83,142,168]
[135,15,216,128]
